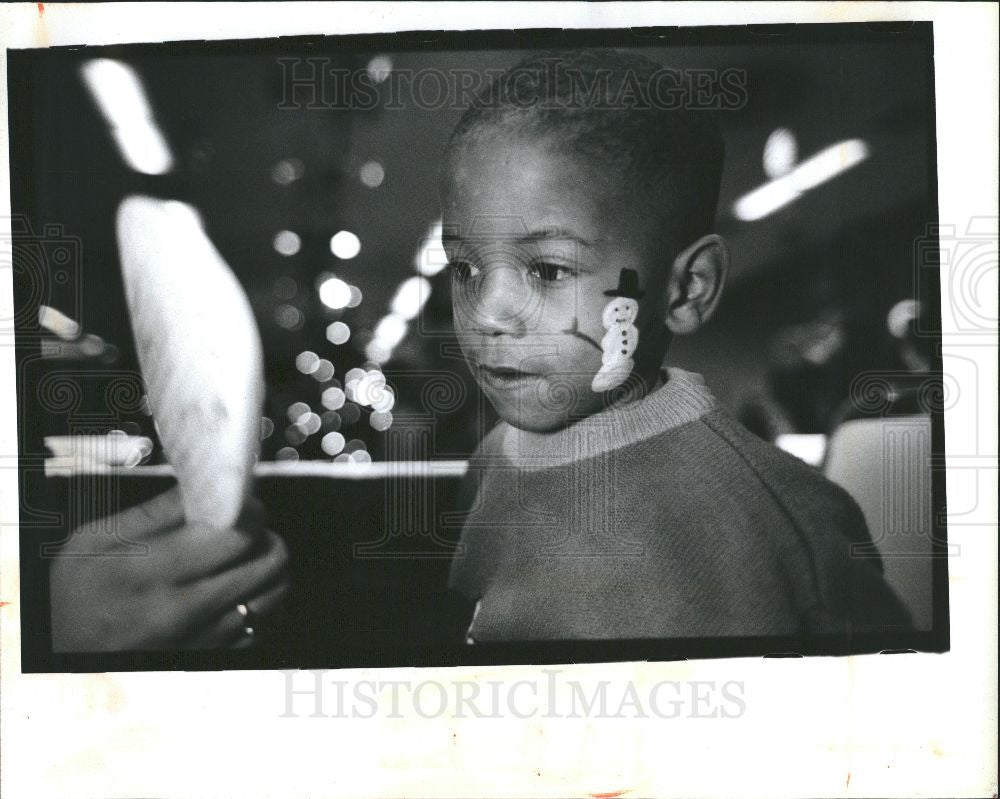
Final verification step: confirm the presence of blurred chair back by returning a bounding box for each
[823,415,934,630]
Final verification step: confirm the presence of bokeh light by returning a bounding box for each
[312,359,335,382]
[300,412,322,435]
[286,401,310,422]
[326,321,351,345]
[321,431,346,456]
[370,410,393,431]
[275,446,299,462]
[390,276,432,320]
[374,314,408,349]
[295,351,320,375]
[318,276,352,309]
[272,230,302,256]
[285,424,307,446]
[274,304,304,330]
[321,411,342,431]
[339,402,361,426]
[260,417,275,440]
[321,386,346,410]
[330,230,362,260]
[415,220,447,276]
[763,127,798,179]
[365,55,393,84]
[271,157,304,186]
[359,160,385,188]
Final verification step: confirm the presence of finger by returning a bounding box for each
[180,530,289,618]
[169,524,259,584]
[247,575,290,618]
[185,572,290,649]
[184,604,256,650]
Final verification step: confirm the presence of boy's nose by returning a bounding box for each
[468,262,533,336]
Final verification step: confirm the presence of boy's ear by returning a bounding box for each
[663,234,729,335]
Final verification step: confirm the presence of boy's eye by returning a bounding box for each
[527,261,574,282]
[449,259,481,281]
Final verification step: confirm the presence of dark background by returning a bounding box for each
[8,25,944,670]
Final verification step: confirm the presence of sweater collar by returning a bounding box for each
[499,367,717,469]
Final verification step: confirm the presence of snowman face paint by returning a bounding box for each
[602,298,639,328]
[591,275,643,392]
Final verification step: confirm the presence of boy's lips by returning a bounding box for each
[476,363,541,392]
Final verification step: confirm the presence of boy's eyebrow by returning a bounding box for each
[442,227,598,248]
[517,227,598,247]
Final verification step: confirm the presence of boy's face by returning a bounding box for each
[440,135,670,433]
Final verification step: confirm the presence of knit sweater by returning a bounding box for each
[447,369,912,641]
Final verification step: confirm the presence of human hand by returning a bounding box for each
[49,487,289,652]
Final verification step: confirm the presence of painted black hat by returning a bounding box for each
[603,268,645,299]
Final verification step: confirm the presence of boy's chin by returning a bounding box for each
[486,389,606,434]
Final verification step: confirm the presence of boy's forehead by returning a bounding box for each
[441,137,634,245]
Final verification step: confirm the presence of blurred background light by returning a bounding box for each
[321,386,346,410]
[270,157,304,186]
[364,341,393,365]
[330,230,362,260]
[80,59,174,175]
[318,276,353,309]
[339,402,361,426]
[359,160,385,188]
[275,446,299,462]
[373,313,408,349]
[775,433,828,467]
[365,55,393,84]
[321,431,346,456]
[733,138,870,222]
[300,412,322,435]
[347,285,364,308]
[273,304,304,330]
[295,350,320,375]
[312,359,335,382]
[326,321,351,345]
[272,229,302,256]
[320,411,342,431]
[762,127,798,179]
[260,417,275,440]
[354,370,386,407]
[286,401,310,423]
[38,305,81,340]
[414,220,447,276]
[390,276,432,320]
[369,410,393,432]
[887,299,923,340]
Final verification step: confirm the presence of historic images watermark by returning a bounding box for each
[279,669,747,720]
[277,59,748,113]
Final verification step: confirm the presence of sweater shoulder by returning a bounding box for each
[696,409,871,546]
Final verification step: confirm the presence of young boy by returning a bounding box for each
[49,49,910,651]
[439,49,911,641]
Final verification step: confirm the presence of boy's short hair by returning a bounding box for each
[445,48,726,249]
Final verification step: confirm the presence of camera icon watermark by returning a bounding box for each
[914,217,998,337]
